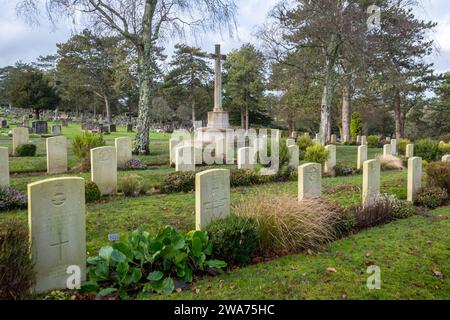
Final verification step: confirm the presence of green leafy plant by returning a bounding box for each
[367,135,380,148]
[82,226,226,299]
[414,187,448,209]
[119,174,149,197]
[350,112,362,140]
[85,181,101,203]
[426,162,450,194]
[72,132,105,171]
[414,139,440,162]
[297,135,315,153]
[304,144,330,168]
[206,215,259,266]
[438,142,450,157]
[397,138,411,156]
[15,144,37,157]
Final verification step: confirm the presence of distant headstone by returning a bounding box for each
[47,136,68,174]
[61,119,69,127]
[286,139,296,147]
[127,124,133,132]
[442,155,450,162]
[0,119,7,128]
[195,169,230,230]
[361,136,367,146]
[362,159,380,205]
[298,163,321,201]
[52,125,62,135]
[288,145,299,169]
[391,139,397,155]
[357,145,368,170]
[407,157,422,203]
[330,134,337,144]
[0,147,9,187]
[175,145,195,172]
[324,145,336,175]
[291,131,298,139]
[32,121,48,134]
[405,144,414,158]
[115,137,132,169]
[12,127,29,155]
[91,147,117,195]
[170,138,181,165]
[356,135,361,144]
[28,177,86,294]
[383,144,391,156]
[237,147,256,170]
[108,124,117,132]
[99,125,110,134]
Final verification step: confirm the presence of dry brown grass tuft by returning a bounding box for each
[377,154,404,171]
[233,194,343,255]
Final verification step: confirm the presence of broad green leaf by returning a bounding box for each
[160,277,175,295]
[99,246,113,262]
[95,287,117,300]
[87,256,100,265]
[112,242,133,260]
[191,236,202,257]
[130,268,142,284]
[116,261,129,280]
[94,260,109,279]
[80,281,99,293]
[119,288,130,300]
[206,259,227,269]
[111,249,127,264]
[147,270,164,282]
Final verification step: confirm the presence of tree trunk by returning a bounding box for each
[319,80,334,145]
[394,89,403,139]
[104,95,112,123]
[245,106,249,130]
[342,83,351,143]
[241,107,245,129]
[191,99,196,126]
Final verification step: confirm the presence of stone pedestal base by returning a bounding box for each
[207,111,230,129]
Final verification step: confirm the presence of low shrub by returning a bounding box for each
[397,138,411,156]
[72,132,105,171]
[124,159,147,170]
[234,194,342,256]
[438,142,450,157]
[333,209,356,237]
[82,226,226,299]
[297,135,315,153]
[377,154,403,171]
[414,187,448,209]
[207,215,259,266]
[426,162,450,194]
[159,171,196,193]
[390,198,417,219]
[15,144,37,157]
[304,144,330,168]
[119,174,149,197]
[0,187,27,212]
[334,165,355,177]
[367,135,380,148]
[354,195,395,229]
[414,138,440,162]
[0,222,34,300]
[273,165,295,182]
[85,182,101,203]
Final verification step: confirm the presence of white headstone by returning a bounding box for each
[442,155,450,162]
[298,163,322,201]
[356,135,361,144]
[330,134,337,144]
[13,127,29,155]
[237,147,256,170]
[405,144,414,158]
[28,177,86,294]
[324,145,336,175]
[0,147,9,187]
[391,139,397,155]
[361,136,367,146]
[170,138,181,165]
[175,145,195,172]
[362,159,380,205]
[407,157,422,203]
[383,144,392,156]
[288,145,299,169]
[115,137,132,169]
[195,169,230,230]
[47,136,68,174]
[357,145,368,170]
[286,139,296,147]
[91,147,117,195]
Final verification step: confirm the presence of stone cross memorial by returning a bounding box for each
[13,127,29,155]
[362,159,380,205]
[47,136,68,174]
[91,147,117,195]
[407,157,422,202]
[195,169,230,230]
[298,163,322,201]
[115,137,132,169]
[0,147,9,187]
[28,177,86,294]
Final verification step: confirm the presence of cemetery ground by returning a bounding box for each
[0,124,449,300]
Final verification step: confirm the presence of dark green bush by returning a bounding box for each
[297,135,315,153]
[0,222,34,300]
[207,215,259,266]
[391,199,417,219]
[426,162,450,194]
[397,138,411,156]
[414,187,447,209]
[414,139,440,162]
[367,135,380,148]
[85,181,101,203]
[15,144,37,157]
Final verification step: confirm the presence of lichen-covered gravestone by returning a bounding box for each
[362,159,380,205]
[12,127,29,155]
[288,145,299,169]
[47,136,68,174]
[195,169,230,230]
[383,144,392,156]
[28,177,86,294]
[115,137,132,169]
[237,147,256,170]
[0,147,9,187]
[324,145,336,175]
[175,145,195,172]
[357,145,367,170]
[405,144,414,158]
[298,163,322,201]
[407,157,422,202]
[91,146,117,195]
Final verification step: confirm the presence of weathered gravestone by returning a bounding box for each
[362,159,380,205]
[324,145,336,175]
[383,144,392,156]
[443,155,450,162]
[175,145,195,172]
[108,124,117,132]
[115,137,132,169]
[237,147,256,170]
[91,147,117,195]
[195,169,230,230]
[28,177,86,294]
[330,134,337,144]
[298,163,322,201]
[407,157,422,203]
[357,145,368,170]
[356,135,361,144]
[288,145,299,169]
[52,125,62,135]
[170,138,181,165]
[391,139,397,155]
[47,136,68,174]
[0,147,9,187]
[32,121,48,134]
[12,127,29,155]
[286,139,296,147]
[361,136,367,146]
[405,144,414,158]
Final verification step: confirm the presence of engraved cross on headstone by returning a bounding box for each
[208,44,227,112]
[51,231,69,262]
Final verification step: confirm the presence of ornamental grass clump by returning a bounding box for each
[234,194,343,256]
[377,154,404,171]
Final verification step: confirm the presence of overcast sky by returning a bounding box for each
[0,0,449,73]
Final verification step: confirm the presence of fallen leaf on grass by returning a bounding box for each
[433,270,444,279]
[326,267,337,273]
